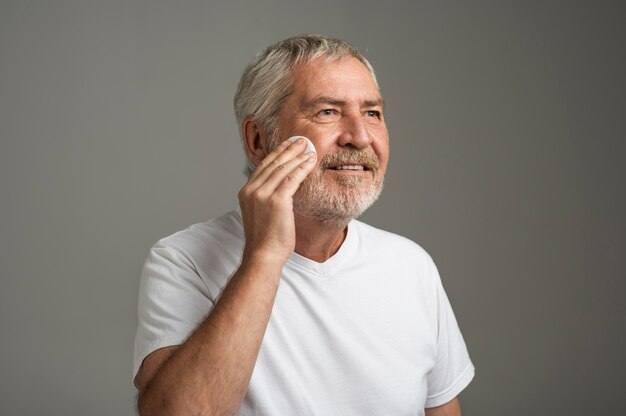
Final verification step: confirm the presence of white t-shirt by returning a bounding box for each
[134,210,474,415]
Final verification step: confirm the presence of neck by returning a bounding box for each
[294,215,350,263]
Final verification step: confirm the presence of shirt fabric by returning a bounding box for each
[133,209,474,415]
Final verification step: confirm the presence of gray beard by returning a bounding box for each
[293,169,384,225]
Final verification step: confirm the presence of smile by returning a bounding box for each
[328,165,368,171]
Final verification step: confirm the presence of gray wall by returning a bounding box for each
[1,1,624,415]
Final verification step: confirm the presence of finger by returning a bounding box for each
[249,138,309,186]
[254,138,307,180]
[262,151,317,196]
[248,139,291,180]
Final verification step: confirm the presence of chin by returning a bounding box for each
[293,175,384,225]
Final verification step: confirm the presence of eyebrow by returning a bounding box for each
[302,95,385,110]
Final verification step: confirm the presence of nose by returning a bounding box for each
[337,113,372,149]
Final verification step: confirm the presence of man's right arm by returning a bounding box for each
[135,138,317,416]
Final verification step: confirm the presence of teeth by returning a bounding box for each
[334,165,364,171]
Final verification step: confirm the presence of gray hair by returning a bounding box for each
[233,34,378,175]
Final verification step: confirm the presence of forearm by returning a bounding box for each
[138,255,283,416]
[425,397,462,416]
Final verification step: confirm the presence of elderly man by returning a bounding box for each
[133,34,474,415]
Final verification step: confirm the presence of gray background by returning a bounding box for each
[1,0,624,415]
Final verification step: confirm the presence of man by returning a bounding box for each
[133,34,474,415]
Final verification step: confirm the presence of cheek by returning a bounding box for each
[309,141,333,160]
[374,145,390,172]
[373,137,389,157]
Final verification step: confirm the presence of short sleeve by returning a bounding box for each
[424,260,475,408]
[132,241,214,382]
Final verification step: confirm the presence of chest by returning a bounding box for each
[242,263,438,415]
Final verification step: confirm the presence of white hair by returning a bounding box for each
[233,34,378,175]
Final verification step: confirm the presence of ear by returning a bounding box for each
[242,118,269,167]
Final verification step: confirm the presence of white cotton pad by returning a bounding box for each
[247,136,316,172]
[287,136,316,154]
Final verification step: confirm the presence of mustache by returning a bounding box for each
[319,148,380,171]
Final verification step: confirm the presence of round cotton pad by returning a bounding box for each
[247,136,316,172]
[287,136,316,154]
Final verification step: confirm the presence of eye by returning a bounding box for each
[366,110,381,118]
[318,109,336,116]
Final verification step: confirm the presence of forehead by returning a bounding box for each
[290,57,381,103]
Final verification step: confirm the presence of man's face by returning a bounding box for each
[272,57,389,224]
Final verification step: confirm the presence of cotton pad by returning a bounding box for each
[287,136,316,154]
[247,136,316,172]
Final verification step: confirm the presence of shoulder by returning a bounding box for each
[155,210,243,251]
[148,210,244,268]
[352,219,435,267]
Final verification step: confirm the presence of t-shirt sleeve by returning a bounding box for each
[424,260,475,408]
[132,241,213,383]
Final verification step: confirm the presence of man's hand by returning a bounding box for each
[136,137,317,416]
[238,137,317,265]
